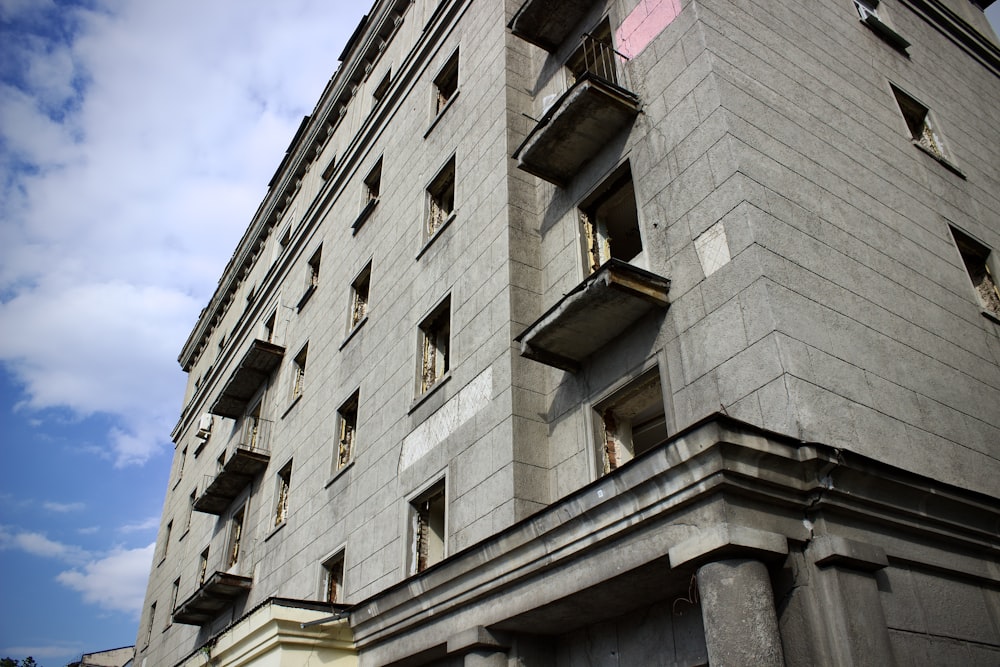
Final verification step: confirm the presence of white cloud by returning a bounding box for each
[0,524,88,564]
[118,516,160,533]
[0,0,363,467]
[57,543,156,615]
[43,500,86,512]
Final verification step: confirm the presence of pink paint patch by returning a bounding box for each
[616,0,683,59]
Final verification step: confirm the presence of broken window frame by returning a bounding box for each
[950,226,1000,320]
[198,547,210,585]
[425,156,456,241]
[579,162,644,274]
[291,344,308,401]
[273,461,292,528]
[592,366,670,475]
[890,84,958,173]
[353,158,383,233]
[335,390,360,471]
[409,479,446,574]
[349,262,372,332]
[433,49,460,117]
[418,296,451,394]
[226,503,246,570]
[321,551,346,603]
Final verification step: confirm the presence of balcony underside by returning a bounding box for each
[210,340,285,419]
[509,0,595,52]
[515,260,670,372]
[515,77,640,186]
[193,447,271,515]
[172,571,253,626]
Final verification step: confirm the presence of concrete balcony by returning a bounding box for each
[193,420,272,515]
[209,339,285,419]
[514,260,670,372]
[172,571,253,626]
[509,0,596,52]
[514,75,640,186]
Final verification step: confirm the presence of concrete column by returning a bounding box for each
[697,558,785,667]
[463,648,507,667]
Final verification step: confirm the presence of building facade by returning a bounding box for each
[136,0,1000,665]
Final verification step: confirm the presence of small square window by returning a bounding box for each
[291,344,308,400]
[433,51,459,116]
[322,552,345,603]
[349,263,372,330]
[418,296,451,393]
[426,157,456,239]
[594,367,668,474]
[950,227,1000,319]
[335,390,360,470]
[410,480,446,574]
[274,461,292,527]
[891,85,946,160]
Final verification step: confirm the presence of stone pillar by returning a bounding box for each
[697,558,785,667]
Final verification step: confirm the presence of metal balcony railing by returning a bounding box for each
[193,419,273,515]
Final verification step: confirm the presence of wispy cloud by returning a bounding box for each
[43,500,85,513]
[0,524,89,564]
[57,543,155,615]
[118,516,160,533]
[0,0,359,467]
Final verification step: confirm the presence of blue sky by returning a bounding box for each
[0,0,362,663]
[1,0,999,664]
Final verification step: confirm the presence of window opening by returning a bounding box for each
[419,297,451,393]
[951,227,1000,318]
[244,399,263,450]
[411,481,446,573]
[581,163,643,273]
[307,246,322,290]
[177,446,187,480]
[161,521,173,560]
[198,547,210,585]
[145,602,156,646]
[291,344,308,400]
[350,263,372,329]
[170,578,180,612]
[373,69,392,105]
[263,311,277,344]
[227,505,245,569]
[427,157,456,238]
[595,368,667,474]
[322,552,345,603]
[433,51,459,115]
[336,390,360,470]
[365,159,382,204]
[274,462,292,527]
[891,85,945,159]
[186,490,196,531]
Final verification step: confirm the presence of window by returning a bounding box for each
[426,157,456,239]
[594,367,668,474]
[410,480,446,574]
[349,262,372,330]
[170,578,180,612]
[322,552,345,603]
[353,159,382,233]
[291,344,308,400]
[336,390,360,470]
[372,69,391,105]
[263,311,277,344]
[580,163,643,273]
[227,505,245,569]
[891,85,946,160]
[950,227,1000,319]
[273,224,292,264]
[198,547,210,585]
[244,400,264,450]
[161,521,173,561]
[185,490,196,532]
[853,0,910,51]
[418,297,451,393]
[216,334,226,360]
[433,50,459,116]
[145,602,156,646]
[274,461,292,527]
[298,246,322,309]
[566,20,618,86]
[176,446,187,482]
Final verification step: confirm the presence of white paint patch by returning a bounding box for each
[694,222,731,277]
[400,368,493,470]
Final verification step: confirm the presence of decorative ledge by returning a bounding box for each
[514,260,670,372]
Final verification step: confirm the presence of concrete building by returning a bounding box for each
[67,646,135,667]
[135,0,1000,665]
